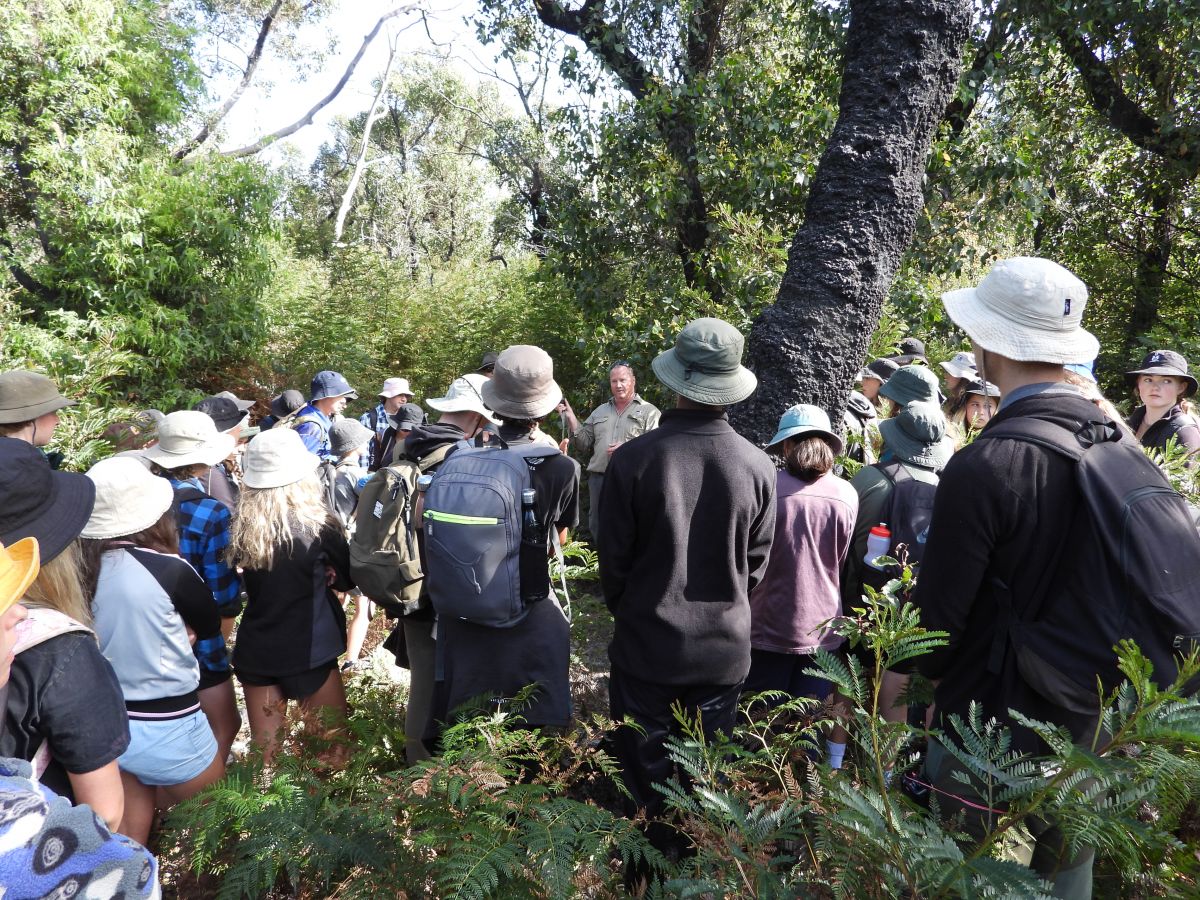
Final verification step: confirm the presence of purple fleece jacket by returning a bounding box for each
[749,470,858,654]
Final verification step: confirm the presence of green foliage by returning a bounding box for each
[164,564,1200,898]
[0,0,279,399]
[0,295,140,470]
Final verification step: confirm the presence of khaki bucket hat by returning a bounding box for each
[481,346,563,419]
[651,317,757,405]
[142,410,236,470]
[82,456,175,540]
[0,371,77,424]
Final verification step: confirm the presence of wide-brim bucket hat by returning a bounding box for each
[269,390,306,419]
[879,401,954,470]
[859,358,899,384]
[427,374,500,424]
[330,418,375,457]
[942,257,1099,364]
[1125,349,1198,397]
[963,379,1001,398]
[0,537,40,616]
[0,439,95,563]
[879,365,940,407]
[481,346,563,419]
[766,404,844,455]
[0,371,77,424]
[241,427,320,489]
[379,377,412,398]
[939,351,977,380]
[652,317,757,405]
[142,410,236,470]
[82,456,175,540]
[310,370,358,402]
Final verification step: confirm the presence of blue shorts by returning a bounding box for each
[118,710,218,786]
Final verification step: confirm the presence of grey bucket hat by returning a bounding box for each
[330,418,375,457]
[481,346,563,419]
[878,401,953,470]
[878,365,941,407]
[0,371,77,424]
[651,317,757,406]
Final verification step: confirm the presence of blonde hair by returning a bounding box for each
[1064,371,1136,438]
[22,541,92,626]
[228,475,330,570]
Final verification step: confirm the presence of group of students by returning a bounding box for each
[0,258,1198,892]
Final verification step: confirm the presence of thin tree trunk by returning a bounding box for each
[1126,172,1177,359]
[334,38,399,243]
[732,0,972,445]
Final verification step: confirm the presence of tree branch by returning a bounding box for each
[531,0,657,99]
[942,0,1013,139]
[1056,26,1200,176]
[0,231,59,305]
[218,5,421,159]
[335,35,400,242]
[174,0,286,160]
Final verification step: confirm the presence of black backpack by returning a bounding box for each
[977,414,1200,712]
[862,461,938,590]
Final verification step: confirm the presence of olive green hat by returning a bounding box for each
[0,371,76,424]
[651,317,758,406]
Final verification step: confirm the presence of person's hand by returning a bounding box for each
[558,438,570,453]
[325,565,337,587]
[556,399,570,414]
[186,626,197,647]
[606,440,624,455]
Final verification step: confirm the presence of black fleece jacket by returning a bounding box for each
[599,408,777,686]
[913,389,1116,752]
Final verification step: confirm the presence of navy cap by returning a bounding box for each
[310,370,358,402]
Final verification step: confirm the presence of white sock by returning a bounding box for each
[827,740,846,769]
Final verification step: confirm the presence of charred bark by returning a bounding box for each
[732,0,972,446]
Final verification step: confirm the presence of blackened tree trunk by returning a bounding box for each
[731,0,972,446]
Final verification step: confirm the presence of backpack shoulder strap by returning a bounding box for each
[976,416,1086,462]
[14,607,93,655]
[417,442,453,472]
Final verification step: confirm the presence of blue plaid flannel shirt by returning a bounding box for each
[171,477,242,618]
[359,403,391,468]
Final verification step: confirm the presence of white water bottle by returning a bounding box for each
[865,524,891,570]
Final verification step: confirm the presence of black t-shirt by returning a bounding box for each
[432,427,581,730]
[1,632,130,799]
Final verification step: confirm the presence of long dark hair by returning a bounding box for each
[80,508,180,601]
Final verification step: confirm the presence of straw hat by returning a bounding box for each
[81,456,175,540]
[0,538,39,617]
[241,428,319,489]
[481,346,563,419]
[765,404,844,454]
[651,317,757,406]
[941,257,1099,364]
[142,411,236,470]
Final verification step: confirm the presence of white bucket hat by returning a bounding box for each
[142,411,236,470]
[427,374,500,423]
[938,351,977,380]
[82,456,175,540]
[241,428,319,489]
[941,257,1099,365]
[379,377,413,398]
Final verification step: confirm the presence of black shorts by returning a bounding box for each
[235,661,337,700]
[198,667,233,691]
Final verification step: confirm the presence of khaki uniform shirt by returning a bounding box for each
[572,394,661,474]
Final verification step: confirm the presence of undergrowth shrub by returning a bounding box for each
[163,572,1200,898]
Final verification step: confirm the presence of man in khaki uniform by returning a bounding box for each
[559,362,660,550]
